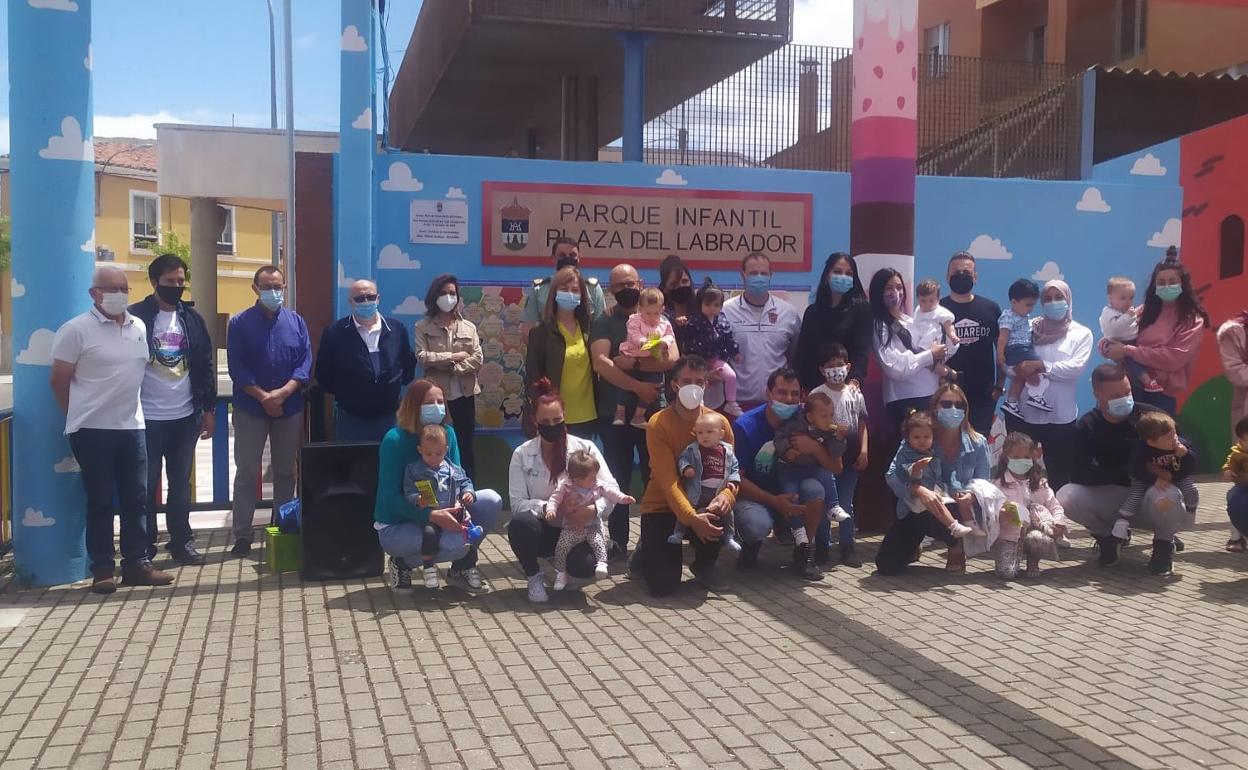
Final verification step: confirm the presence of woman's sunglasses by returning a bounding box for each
[938,400,967,410]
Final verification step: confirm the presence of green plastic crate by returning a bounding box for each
[265,525,301,574]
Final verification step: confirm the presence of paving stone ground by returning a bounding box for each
[3,480,1248,769]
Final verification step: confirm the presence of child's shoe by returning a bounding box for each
[594,562,609,578]
[1024,557,1042,578]
[1001,399,1023,418]
[1111,517,1131,542]
[722,401,743,418]
[1139,372,1165,392]
[553,570,569,591]
[828,505,850,523]
[1025,393,1054,412]
[421,565,440,589]
[630,411,650,429]
[612,404,626,426]
[723,536,743,555]
[948,521,972,539]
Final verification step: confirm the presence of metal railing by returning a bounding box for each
[471,0,792,39]
[642,44,1082,178]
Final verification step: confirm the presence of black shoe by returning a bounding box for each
[1172,535,1185,553]
[146,543,158,561]
[736,541,761,572]
[793,543,823,581]
[1095,535,1119,568]
[230,539,252,557]
[170,543,205,566]
[813,543,831,565]
[607,540,628,563]
[626,547,642,579]
[840,542,863,569]
[774,526,794,546]
[690,563,729,593]
[1148,539,1174,576]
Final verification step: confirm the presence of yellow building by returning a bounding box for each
[0,137,280,371]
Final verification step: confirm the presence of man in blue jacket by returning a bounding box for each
[315,279,416,442]
[130,255,217,566]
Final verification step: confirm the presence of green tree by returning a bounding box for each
[144,229,192,279]
[0,216,10,275]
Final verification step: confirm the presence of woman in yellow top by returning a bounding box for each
[525,266,598,439]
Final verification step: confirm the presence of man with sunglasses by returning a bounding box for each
[316,279,416,442]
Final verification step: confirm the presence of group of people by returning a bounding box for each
[48,238,1248,599]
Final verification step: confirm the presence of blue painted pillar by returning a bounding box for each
[8,0,94,585]
[336,0,376,316]
[620,31,648,163]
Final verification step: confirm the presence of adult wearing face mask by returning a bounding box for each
[226,266,312,557]
[590,264,676,558]
[525,267,598,439]
[316,279,416,444]
[1056,364,1187,576]
[1103,258,1209,416]
[659,254,695,324]
[412,274,482,475]
[129,255,217,566]
[795,252,872,392]
[722,253,802,410]
[868,268,953,431]
[521,237,606,324]
[940,251,1002,434]
[1000,280,1092,491]
[630,355,738,596]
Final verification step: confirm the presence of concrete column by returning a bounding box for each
[620,31,648,163]
[337,0,375,318]
[9,0,94,585]
[190,197,221,347]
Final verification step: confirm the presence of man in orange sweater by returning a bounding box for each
[632,355,738,596]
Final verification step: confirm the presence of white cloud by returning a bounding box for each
[1148,218,1182,249]
[1130,153,1167,177]
[53,456,80,474]
[1031,261,1065,283]
[21,508,55,528]
[793,0,853,47]
[84,43,92,71]
[392,296,426,316]
[655,169,688,186]
[38,117,93,162]
[966,234,1013,261]
[29,0,78,11]
[11,278,25,298]
[92,110,186,140]
[341,24,368,51]
[351,107,372,131]
[337,262,356,289]
[80,228,95,253]
[379,162,424,192]
[377,244,421,270]
[1075,187,1111,213]
[445,187,466,199]
[16,328,56,366]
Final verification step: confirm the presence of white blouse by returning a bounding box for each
[874,314,960,404]
[1014,321,1093,425]
[507,435,617,525]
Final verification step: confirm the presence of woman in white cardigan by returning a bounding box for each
[507,378,621,604]
[868,268,957,432]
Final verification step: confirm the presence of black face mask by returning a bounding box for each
[613,288,641,309]
[668,285,693,305]
[536,421,567,443]
[949,272,974,295]
[155,285,186,306]
[555,256,579,271]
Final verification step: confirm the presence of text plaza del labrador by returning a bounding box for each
[551,202,799,254]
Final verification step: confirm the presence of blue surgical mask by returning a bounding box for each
[827,274,855,294]
[1007,458,1034,476]
[259,289,284,311]
[555,291,581,310]
[1042,300,1068,320]
[1156,284,1182,302]
[936,407,965,429]
[353,301,379,320]
[745,274,771,297]
[1106,394,1134,418]
[420,403,446,424]
[770,401,799,420]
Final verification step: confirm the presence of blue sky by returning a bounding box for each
[0,0,848,152]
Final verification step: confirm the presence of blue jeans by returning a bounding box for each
[1228,484,1248,537]
[377,489,502,566]
[816,465,858,549]
[734,477,826,546]
[778,464,838,508]
[69,429,150,572]
[336,409,396,443]
[144,415,200,552]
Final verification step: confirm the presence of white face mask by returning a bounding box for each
[677,384,705,410]
[436,294,458,313]
[100,292,129,316]
[823,366,849,384]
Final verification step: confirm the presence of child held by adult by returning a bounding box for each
[404,425,482,589]
[669,412,742,553]
[545,450,635,590]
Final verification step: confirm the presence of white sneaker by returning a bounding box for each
[723,536,743,555]
[421,565,440,589]
[527,574,549,603]
[1001,400,1024,418]
[1056,535,1073,548]
[722,401,743,418]
[828,505,850,523]
[948,522,973,539]
[553,571,569,591]
[594,562,609,577]
[1111,518,1131,542]
[1025,394,1054,412]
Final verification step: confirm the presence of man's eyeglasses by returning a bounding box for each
[353,293,379,302]
[938,400,967,410]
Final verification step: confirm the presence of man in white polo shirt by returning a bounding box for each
[50,266,174,594]
[722,253,802,410]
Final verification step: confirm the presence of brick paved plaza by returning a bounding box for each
[2,480,1247,770]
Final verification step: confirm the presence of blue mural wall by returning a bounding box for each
[365,152,1181,442]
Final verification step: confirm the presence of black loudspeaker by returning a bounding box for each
[299,442,384,580]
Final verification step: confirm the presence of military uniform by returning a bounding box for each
[521,275,607,324]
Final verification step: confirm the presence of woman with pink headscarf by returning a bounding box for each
[1000,279,1093,490]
